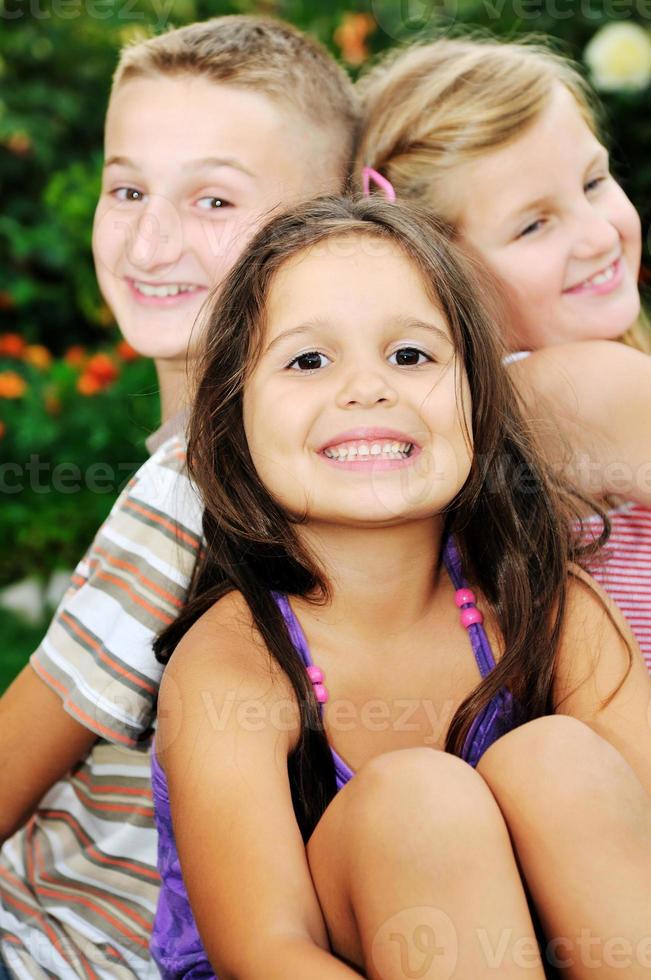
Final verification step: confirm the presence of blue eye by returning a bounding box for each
[113,187,145,202]
[288,351,331,371]
[197,196,231,210]
[388,347,432,366]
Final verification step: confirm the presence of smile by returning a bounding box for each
[323,440,413,461]
[131,280,203,298]
[564,258,623,295]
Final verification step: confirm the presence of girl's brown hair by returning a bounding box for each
[155,195,609,841]
[355,36,650,353]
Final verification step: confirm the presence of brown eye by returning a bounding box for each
[390,347,430,366]
[289,351,329,371]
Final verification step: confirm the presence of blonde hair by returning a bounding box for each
[113,15,359,187]
[355,37,650,353]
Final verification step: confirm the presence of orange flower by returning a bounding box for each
[24,344,52,370]
[44,386,62,415]
[116,339,140,361]
[77,372,103,396]
[334,13,376,66]
[7,132,31,156]
[64,345,87,367]
[0,420,5,439]
[0,333,27,357]
[0,371,27,398]
[86,353,120,385]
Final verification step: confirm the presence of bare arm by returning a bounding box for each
[511,341,651,506]
[158,591,362,980]
[0,665,97,842]
[553,568,651,796]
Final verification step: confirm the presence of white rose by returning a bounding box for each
[584,22,651,92]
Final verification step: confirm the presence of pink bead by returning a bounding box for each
[307,665,324,683]
[455,588,476,608]
[313,683,329,703]
[460,607,483,628]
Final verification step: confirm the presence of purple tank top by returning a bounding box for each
[150,538,523,978]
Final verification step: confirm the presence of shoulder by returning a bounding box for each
[510,340,647,420]
[158,590,302,767]
[553,564,643,710]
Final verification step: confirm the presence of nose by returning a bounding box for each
[335,363,398,409]
[128,194,185,272]
[571,200,620,261]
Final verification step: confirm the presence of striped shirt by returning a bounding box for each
[0,434,202,978]
[583,501,651,672]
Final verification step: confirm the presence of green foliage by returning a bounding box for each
[0,610,49,693]
[0,0,649,686]
[0,342,158,586]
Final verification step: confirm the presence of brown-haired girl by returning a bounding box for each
[355,35,651,672]
[152,196,651,979]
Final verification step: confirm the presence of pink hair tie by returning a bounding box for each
[361,165,396,203]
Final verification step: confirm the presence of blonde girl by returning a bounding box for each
[355,36,651,667]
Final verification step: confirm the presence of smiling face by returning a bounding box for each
[92,74,330,364]
[242,236,473,531]
[453,84,641,350]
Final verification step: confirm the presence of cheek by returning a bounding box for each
[618,199,642,270]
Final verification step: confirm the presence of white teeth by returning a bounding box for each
[133,281,200,298]
[590,266,615,286]
[323,440,413,461]
[580,263,616,289]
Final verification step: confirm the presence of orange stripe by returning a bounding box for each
[31,659,69,699]
[93,544,184,609]
[31,838,151,947]
[73,770,152,799]
[94,570,174,624]
[66,701,134,747]
[41,810,159,882]
[0,867,99,979]
[59,610,158,696]
[125,497,199,549]
[31,832,151,940]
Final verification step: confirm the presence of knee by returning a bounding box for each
[477,715,633,806]
[342,747,504,857]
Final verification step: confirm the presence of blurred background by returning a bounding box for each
[1,0,650,689]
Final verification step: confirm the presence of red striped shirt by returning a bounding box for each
[582,502,651,673]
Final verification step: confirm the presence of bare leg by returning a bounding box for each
[306,747,546,979]
[477,715,651,979]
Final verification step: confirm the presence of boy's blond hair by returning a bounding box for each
[114,15,359,188]
[355,37,650,353]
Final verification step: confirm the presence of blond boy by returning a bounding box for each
[0,17,357,977]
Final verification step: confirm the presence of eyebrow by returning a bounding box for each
[263,317,453,357]
[103,155,255,177]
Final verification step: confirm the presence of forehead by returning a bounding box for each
[454,84,602,235]
[265,234,450,336]
[105,75,306,184]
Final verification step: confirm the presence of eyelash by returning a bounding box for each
[111,187,145,202]
[286,346,434,372]
[109,188,233,210]
[517,174,609,238]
